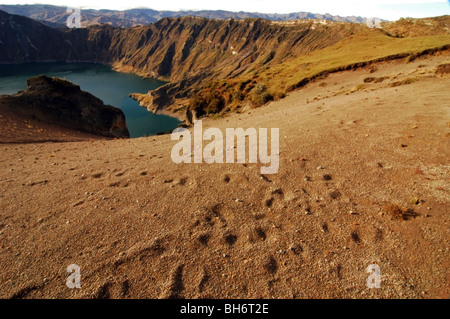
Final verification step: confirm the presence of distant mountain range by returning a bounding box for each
[0,4,370,28]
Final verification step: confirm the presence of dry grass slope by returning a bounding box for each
[180,17,450,116]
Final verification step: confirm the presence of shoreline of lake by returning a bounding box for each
[0,62,182,138]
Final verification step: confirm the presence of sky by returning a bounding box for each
[0,0,449,20]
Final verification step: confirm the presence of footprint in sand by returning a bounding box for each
[198,268,209,293]
[91,173,103,179]
[264,256,278,275]
[161,264,185,299]
[224,233,238,246]
[93,280,130,299]
[197,233,210,246]
[253,226,267,242]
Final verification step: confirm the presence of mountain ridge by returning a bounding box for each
[0,4,370,28]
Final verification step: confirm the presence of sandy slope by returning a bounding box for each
[0,53,448,299]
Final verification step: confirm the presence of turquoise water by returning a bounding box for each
[0,62,182,138]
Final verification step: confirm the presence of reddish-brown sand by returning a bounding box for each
[0,54,448,299]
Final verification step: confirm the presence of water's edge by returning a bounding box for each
[0,62,182,138]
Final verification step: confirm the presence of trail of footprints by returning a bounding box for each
[74,163,385,299]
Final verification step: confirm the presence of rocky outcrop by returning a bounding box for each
[0,76,130,138]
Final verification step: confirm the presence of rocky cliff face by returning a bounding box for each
[0,76,130,138]
[104,17,361,80]
[0,10,70,62]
